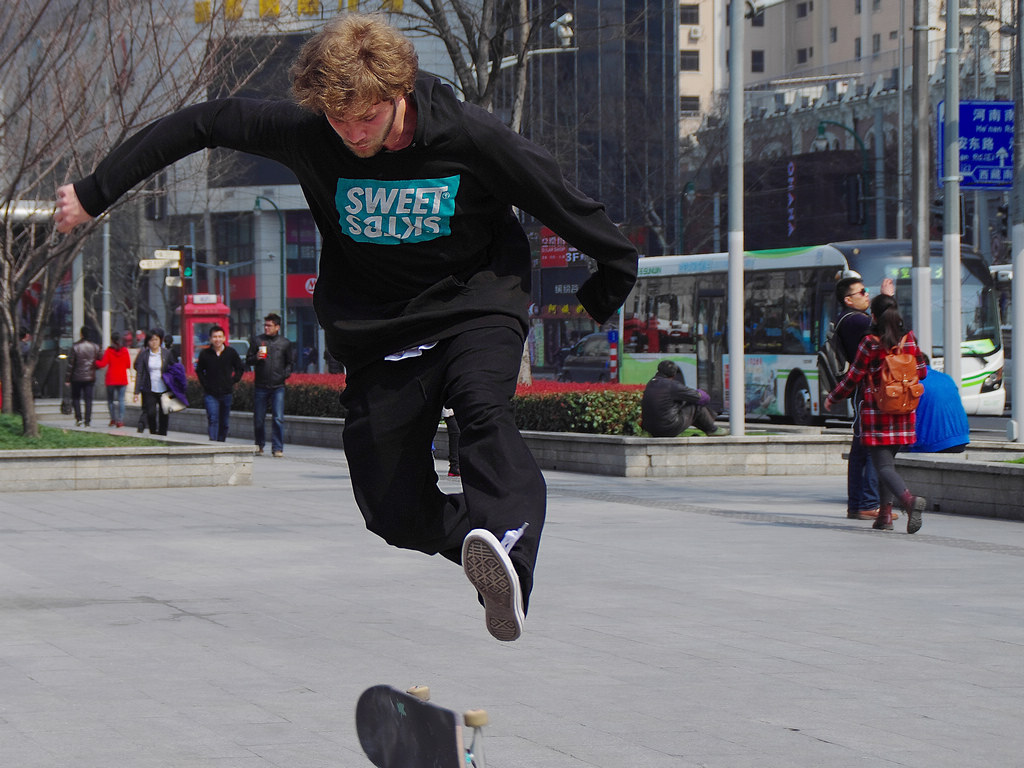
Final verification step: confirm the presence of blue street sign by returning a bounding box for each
[937,100,1014,190]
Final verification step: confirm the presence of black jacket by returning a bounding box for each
[641,373,706,438]
[196,345,245,396]
[71,73,638,371]
[245,333,293,389]
[67,338,101,383]
[836,308,871,364]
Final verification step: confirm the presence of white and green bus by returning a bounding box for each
[618,240,1005,423]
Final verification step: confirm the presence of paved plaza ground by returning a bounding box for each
[1,430,1023,767]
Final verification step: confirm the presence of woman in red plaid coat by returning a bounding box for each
[824,294,928,533]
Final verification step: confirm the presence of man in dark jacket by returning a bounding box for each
[196,325,245,442]
[66,326,101,427]
[641,360,725,437]
[245,314,293,457]
[53,15,638,642]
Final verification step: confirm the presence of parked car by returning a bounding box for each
[556,332,611,382]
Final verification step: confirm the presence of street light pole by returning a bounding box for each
[253,196,287,335]
[943,0,963,396]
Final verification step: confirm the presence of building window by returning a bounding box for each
[872,0,881,9]
[680,95,701,114]
[214,214,254,277]
[286,211,318,273]
[854,37,861,60]
[752,49,765,73]
[680,50,700,71]
[796,2,809,17]
[872,33,881,54]
[830,26,838,43]
[854,0,861,13]
[797,48,809,64]
[890,30,898,40]
[680,3,699,24]
[751,9,765,26]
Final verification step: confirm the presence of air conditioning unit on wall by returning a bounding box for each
[688,26,703,41]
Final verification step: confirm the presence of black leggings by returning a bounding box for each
[868,445,907,508]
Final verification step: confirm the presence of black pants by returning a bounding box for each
[70,381,94,424]
[141,391,169,435]
[341,326,546,607]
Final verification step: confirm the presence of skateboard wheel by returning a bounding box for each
[406,685,431,701]
[463,709,488,727]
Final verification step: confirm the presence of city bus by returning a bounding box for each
[617,240,1005,423]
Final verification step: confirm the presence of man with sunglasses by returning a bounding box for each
[54,14,638,642]
[834,275,895,522]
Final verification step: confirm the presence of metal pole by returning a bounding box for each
[101,219,111,347]
[874,106,885,238]
[727,0,745,436]
[943,1,963,395]
[1011,0,1024,440]
[911,0,933,355]
[897,0,907,238]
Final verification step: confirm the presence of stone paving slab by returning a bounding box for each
[1,434,1023,767]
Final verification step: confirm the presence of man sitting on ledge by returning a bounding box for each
[641,360,727,438]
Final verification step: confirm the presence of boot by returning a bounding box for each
[872,503,893,531]
[901,491,925,534]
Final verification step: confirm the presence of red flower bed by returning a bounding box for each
[516,380,643,396]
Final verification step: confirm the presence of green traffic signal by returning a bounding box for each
[183,266,194,278]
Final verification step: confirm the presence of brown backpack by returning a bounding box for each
[875,334,925,415]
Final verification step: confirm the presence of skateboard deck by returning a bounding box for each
[356,685,465,768]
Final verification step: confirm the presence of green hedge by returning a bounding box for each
[185,376,347,419]
[512,390,644,435]
[184,376,644,435]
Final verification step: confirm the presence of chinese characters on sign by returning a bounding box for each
[938,100,1014,190]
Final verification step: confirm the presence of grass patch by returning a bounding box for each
[0,413,167,450]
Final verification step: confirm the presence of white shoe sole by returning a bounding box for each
[462,529,525,642]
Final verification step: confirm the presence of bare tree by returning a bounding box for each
[0,0,262,436]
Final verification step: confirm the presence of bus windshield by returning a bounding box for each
[842,248,1001,358]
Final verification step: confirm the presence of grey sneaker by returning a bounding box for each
[462,529,525,642]
[907,496,925,534]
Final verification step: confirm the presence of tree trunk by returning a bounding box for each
[17,368,39,438]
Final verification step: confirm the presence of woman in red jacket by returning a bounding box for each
[96,332,131,428]
[824,295,928,534]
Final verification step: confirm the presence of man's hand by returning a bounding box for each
[54,184,92,233]
[881,277,895,297]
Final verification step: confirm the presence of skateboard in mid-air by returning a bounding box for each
[355,684,488,768]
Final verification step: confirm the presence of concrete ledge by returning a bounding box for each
[125,405,344,450]
[896,454,1024,521]
[0,444,254,492]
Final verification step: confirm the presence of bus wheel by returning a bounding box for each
[786,373,813,426]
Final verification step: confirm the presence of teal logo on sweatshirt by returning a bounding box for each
[336,175,460,244]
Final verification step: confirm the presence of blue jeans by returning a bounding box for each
[106,385,126,424]
[253,386,285,453]
[848,406,879,512]
[204,393,233,441]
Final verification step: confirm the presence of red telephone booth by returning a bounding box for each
[180,294,232,376]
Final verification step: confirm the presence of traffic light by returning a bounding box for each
[170,245,194,291]
[997,203,1009,239]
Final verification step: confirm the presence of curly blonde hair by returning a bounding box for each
[291,15,418,119]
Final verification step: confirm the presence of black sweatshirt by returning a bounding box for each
[195,345,245,396]
[73,73,639,371]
